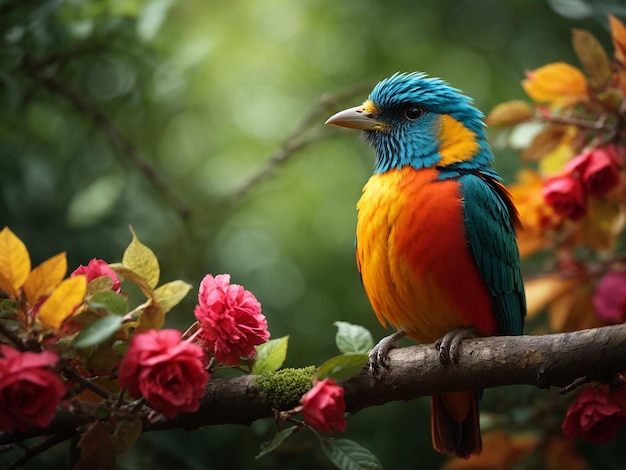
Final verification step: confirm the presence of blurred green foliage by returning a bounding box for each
[1,0,624,468]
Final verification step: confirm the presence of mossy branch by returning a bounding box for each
[1,324,625,445]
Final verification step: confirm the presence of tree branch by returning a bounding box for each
[1,324,625,445]
[20,58,191,220]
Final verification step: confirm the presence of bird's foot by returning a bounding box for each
[435,328,475,365]
[368,330,406,377]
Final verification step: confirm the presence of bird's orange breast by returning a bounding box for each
[356,166,497,343]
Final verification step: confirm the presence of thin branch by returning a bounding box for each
[20,59,191,219]
[1,324,625,446]
[232,84,371,199]
[4,433,72,470]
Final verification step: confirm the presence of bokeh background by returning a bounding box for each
[1,0,624,468]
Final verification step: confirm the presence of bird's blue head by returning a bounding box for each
[326,72,495,175]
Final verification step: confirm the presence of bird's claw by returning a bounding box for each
[436,328,475,365]
[368,330,406,377]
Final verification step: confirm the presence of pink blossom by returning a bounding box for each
[0,345,66,432]
[542,175,586,221]
[301,378,347,433]
[566,146,620,196]
[71,258,121,292]
[193,274,269,365]
[593,270,626,323]
[562,384,626,443]
[118,329,209,418]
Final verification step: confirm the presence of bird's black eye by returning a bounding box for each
[404,105,423,120]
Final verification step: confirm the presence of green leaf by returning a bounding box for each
[73,315,123,349]
[153,280,192,313]
[253,336,289,375]
[255,426,297,459]
[322,439,383,470]
[112,418,143,455]
[122,226,160,289]
[88,291,129,316]
[317,353,368,381]
[67,174,125,228]
[334,322,374,354]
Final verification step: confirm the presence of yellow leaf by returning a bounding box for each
[23,252,67,305]
[37,275,87,330]
[572,28,611,88]
[521,62,588,106]
[153,280,192,314]
[122,226,159,289]
[580,197,626,255]
[537,140,576,175]
[136,303,165,332]
[609,14,626,65]
[0,227,31,295]
[548,284,602,332]
[522,124,570,163]
[108,264,155,299]
[524,275,581,319]
[486,100,534,126]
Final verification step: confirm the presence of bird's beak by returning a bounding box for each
[325,101,388,131]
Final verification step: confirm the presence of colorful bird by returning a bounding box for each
[325,72,525,458]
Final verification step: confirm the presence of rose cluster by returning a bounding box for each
[562,382,626,443]
[542,145,621,221]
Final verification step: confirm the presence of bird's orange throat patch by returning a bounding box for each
[437,115,480,166]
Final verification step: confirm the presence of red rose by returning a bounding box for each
[301,378,347,433]
[71,258,121,292]
[566,146,620,197]
[118,329,209,418]
[593,270,626,323]
[542,175,586,220]
[0,345,65,432]
[193,274,269,365]
[561,384,626,443]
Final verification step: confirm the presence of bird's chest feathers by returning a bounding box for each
[356,167,488,342]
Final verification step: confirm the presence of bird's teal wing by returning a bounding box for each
[458,172,526,336]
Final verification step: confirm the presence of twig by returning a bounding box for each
[62,367,112,401]
[4,433,71,470]
[20,59,191,220]
[1,323,625,445]
[232,84,371,199]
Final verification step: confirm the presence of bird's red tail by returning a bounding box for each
[431,391,482,459]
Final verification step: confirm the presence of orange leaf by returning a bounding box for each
[609,14,626,65]
[0,227,31,295]
[548,283,603,332]
[522,124,568,162]
[23,252,67,306]
[521,62,588,106]
[524,274,581,319]
[543,437,588,470]
[37,275,87,330]
[486,100,534,126]
[442,430,538,469]
[572,28,611,87]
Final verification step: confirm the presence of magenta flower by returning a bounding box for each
[118,329,209,419]
[593,270,626,323]
[71,258,121,292]
[193,274,269,365]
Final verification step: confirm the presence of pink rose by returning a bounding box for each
[566,146,620,196]
[561,384,626,443]
[593,270,626,323]
[301,378,347,433]
[542,175,587,221]
[71,258,121,292]
[194,274,269,365]
[118,329,209,418]
[0,345,65,432]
